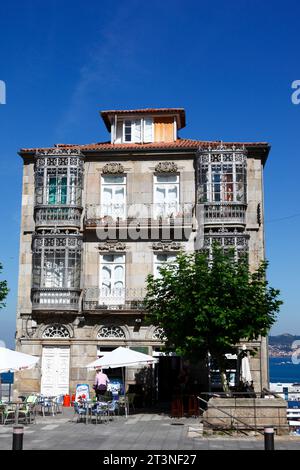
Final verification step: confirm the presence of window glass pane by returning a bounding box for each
[133,119,141,142]
[144,118,153,142]
[60,176,67,204]
[155,187,166,203]
[48,177,57,204]
[156,175,178,183]
[124,120,131,142]
[103,175,125,184]
[113,254,125,263]
[103,254,114,263]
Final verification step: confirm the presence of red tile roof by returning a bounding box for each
[101,108,186,131]
[20,138,270,154]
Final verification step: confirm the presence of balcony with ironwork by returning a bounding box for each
[34,205,82,228]
[83,287,146,312]
[84,203,194,229]
[203,203,246,226]
[31,287,81,312]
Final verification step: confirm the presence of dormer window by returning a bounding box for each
[102,108,185,144]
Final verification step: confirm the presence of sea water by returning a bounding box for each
[269,357,300,383]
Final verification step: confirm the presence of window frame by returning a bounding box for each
[100,174,127,219]
[99,253,126,305]
[153,173,180,218]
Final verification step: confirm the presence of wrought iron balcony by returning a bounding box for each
[34,205,82,228]
[203,203,246,225]
[83,287,146,311]
[84,203,194,228]
[31,288,81,311]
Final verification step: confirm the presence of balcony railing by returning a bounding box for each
[204,204,246,225]
[31,288,81,311]
[34,206,82,228]
[83,287,146,311]
[84,203,194,227]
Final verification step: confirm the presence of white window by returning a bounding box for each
[115,117,154,143]
[143,118,153,142]
[101,175,126,219]
[153,174,179,218]
[153,253,177,278]
[99,254,125,305]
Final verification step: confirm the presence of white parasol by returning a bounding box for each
[86,347,158,416]
[0,347,39,373]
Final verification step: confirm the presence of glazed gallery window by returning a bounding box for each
[101,175,126,219]
[153,253,177,279]
[99,254,125,304]
[201,164,245,203]
[46,168,80,205]
[33,249,81,289]
[153,174,179,218]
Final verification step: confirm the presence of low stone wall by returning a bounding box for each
[203,397,289,435]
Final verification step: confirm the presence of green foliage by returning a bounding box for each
[144,245,282,364]
[0,262,9,310]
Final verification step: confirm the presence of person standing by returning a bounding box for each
[94,369,110,401]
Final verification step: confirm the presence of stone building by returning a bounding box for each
[15,107,270,398]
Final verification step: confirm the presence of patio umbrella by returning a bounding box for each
[241,356,252,383]
[86,347,157,370]
[0,347,39,400]
[0,347,39,373]
[86,347,158,416]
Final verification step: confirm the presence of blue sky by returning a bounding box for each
[0,0,299,348]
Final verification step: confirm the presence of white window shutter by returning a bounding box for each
[144,118,153,142]
[133,119,141,142]
[115,121,123,143]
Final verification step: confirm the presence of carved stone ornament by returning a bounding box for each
[98,242,126,252]
[155,162,178,173]
[102,163,125,174]
[152,241,181,251]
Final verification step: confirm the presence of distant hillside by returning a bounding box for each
[268,334,300,357]
[269,334,300,347]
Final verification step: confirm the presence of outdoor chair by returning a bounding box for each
[107,400,117,420]
[91,402,109,424]
[18,402,37,424]
[39,396,56,417]
[73,401,87,423]
[3,403,16,425]
[53,394,64,414]
[117,396,129,416]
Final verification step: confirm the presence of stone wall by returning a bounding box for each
[203,397,288,435]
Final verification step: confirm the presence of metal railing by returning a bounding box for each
[84,203,194,227]
[83,287,146,311]
[31,288,81,310]
[34,206,82,227]
[204,203,246,224]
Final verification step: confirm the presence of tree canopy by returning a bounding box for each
[144,246,282,369]
[0,262,8,311]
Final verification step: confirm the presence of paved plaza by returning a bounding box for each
[0,407,300,450]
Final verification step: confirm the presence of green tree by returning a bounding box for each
[0,262,8,310]
[144,246,282,391]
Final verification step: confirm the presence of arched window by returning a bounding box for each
[152,327,167,341]
[97,326,125,339]
[42,324,70,338]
